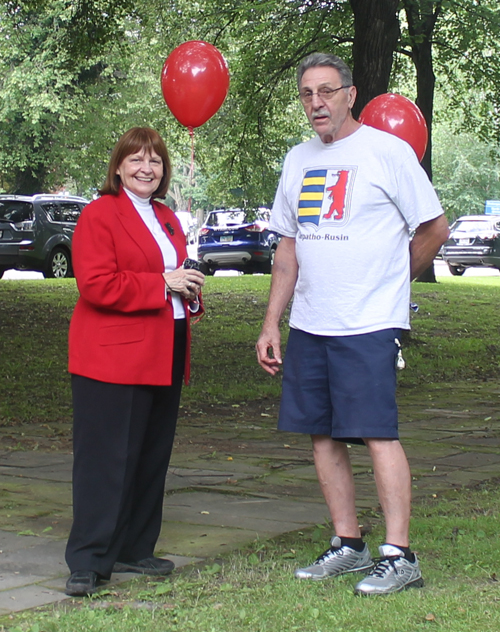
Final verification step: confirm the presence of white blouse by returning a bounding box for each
[124,188,185,319]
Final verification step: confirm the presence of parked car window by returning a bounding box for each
[43,202,82,223]
[206,210,246,227]
[0,201,33,225]
[451,219,494,233]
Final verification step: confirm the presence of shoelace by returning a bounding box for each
[315,546,342,564]
[368,556,401,577]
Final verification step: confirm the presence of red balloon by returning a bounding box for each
[161,41,230,129]
[358,94,428,162]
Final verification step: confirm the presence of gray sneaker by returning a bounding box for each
[295,536,373,580]
[354,544,424,595]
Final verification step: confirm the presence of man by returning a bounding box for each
[256,53,449,596]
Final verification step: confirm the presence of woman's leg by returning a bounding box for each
[65,376,153,578]
[117,319,187,562]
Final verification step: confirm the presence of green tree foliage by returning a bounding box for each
[397,1,500,176]
[148,0,500,207]
[0,1,127,193]
[1,0,499,213]
[168,0,354,206]
[0,1,179,195]
[427,0,500,143]
[433,121,500,222]
[0,1,79,192]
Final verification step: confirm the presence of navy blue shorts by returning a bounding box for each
[278,328,402,445]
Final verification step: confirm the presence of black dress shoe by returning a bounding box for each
[113,557,175,576]
[65,570,100,596]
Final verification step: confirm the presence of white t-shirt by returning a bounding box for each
[270,125,444,335]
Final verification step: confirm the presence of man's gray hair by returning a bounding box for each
[297,53,353,90]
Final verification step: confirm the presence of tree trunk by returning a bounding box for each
[403,0,442,283]
[12,164,49,195]
[413,25,438,284]
[350,0,400,118]
[404,0,442,181]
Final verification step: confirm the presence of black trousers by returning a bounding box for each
[65,320,186,578]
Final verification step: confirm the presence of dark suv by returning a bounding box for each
[441,214,500,276]
[197,208,279,275]
[0,194,89,279]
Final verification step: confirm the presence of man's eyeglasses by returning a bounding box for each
[298,85,351,104]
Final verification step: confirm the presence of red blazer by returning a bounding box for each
[68,188,199,385]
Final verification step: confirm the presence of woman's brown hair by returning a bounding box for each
[99,127,172,198]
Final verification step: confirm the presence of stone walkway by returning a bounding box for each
[1,380,499,615]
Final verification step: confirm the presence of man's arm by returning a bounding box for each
[256,236,298,375]
[410,214,449,281]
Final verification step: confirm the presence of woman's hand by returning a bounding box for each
[162,267,205,300]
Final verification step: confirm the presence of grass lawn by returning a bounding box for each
[1,274,499,426]
[0,273,499,630]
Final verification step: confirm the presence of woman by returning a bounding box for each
[65,127,205,597]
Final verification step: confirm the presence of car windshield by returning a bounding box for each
[452,219,495,233]
[206,210,268,228]
[0,201,33,224]
[207,211,246,227]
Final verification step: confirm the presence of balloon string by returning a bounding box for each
[188,126,194,214]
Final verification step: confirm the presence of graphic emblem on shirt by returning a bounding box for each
[298,167,356,228]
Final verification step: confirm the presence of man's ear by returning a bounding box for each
[348,86,357,109]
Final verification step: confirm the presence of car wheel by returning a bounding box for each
[261,247,276,274]
[44,248,73,279]
[205,267,215,276]
[447,263,466,276]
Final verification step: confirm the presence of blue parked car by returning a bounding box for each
[197,208,280,275]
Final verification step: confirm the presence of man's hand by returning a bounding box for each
[256,323,282,375]
[255,236,298,376]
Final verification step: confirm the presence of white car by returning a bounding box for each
[175,211,197,244]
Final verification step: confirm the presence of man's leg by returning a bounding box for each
[311,434,359,536]
[276,329,374,580]
[364,438,411,546]
[354,438,423,595]
[294,435,373,580]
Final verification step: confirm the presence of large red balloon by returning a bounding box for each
[358,94,428,162]
[161,41,230,129]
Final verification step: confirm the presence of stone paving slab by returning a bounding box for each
[438,436,500,447]
[440,470,496,486]
[165,466,258,491]
[0,532,66,590]
[155,522,275,558]
[0,524,199,614]
[0,583,68,616]
[0,554,198,615]
[163,491,328,533]
[434,451,500,468]
[0,452,263,487]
